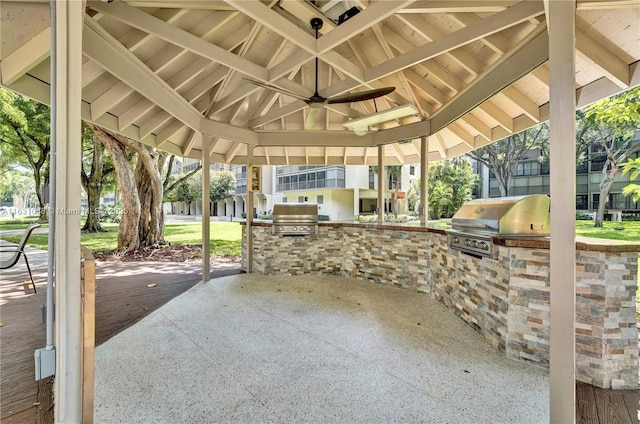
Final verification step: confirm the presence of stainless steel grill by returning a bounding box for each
[272,203,319,236]
[446,194,550,258]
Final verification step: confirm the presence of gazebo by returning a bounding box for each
[2,1,639,422]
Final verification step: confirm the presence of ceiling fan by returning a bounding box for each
[244,18,396,130]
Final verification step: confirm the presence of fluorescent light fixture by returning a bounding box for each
[342,104,419,135]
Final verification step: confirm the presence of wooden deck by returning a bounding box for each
[0,261,240,423]
[1,263,638,423]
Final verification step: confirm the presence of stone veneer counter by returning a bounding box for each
[242,221,640,389]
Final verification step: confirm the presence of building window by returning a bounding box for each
[409,165,415,176]
[275,165,346,192]
[317,195,323,204]
[282,197,287,203]
[298,196,305,203]
[576,195,588,210]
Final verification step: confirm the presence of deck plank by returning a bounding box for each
[593,384,637,424]
[577,382,599,424]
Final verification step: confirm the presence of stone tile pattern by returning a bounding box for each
[243,225,638,389]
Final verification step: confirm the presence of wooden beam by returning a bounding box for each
[459,114,492,141]
[259,130,374,147]
[83,17,202,131]
[398,1,518,14]
[1,27,50,85]
[249,101,307,128]
[223,0,315,55]
[368,1,545,81]
[430,24,548,135]
[433,134,447,159]
[500,87,541,121]
[89,1,269,81]
[317,1,415,54]
[575,27,630,88]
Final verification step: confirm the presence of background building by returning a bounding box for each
[474,137,640,220]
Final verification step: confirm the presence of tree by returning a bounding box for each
[578,87,640,227]
[0,88,50,221]
[164,173,200,214]
[407,157,478,219]
[91,124,204,251]
[466,124,549,197]
[91,125,169,251]
[620,157,640,203]
[191,170,236,216]
[210,171,237,204]
[81,122,115,232]
[0,169,33,206]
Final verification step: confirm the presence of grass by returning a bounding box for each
[575,220,640,241]
[0,220,243,257]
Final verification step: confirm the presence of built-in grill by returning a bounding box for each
[273,203,319,236]
[446,194,550,258]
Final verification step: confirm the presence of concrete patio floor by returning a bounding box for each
[94,274,548,423]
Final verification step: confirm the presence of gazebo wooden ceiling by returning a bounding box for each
[1,0,639,165]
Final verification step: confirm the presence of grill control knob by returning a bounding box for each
[472,240,479,248]
[479,242,488,251]
[465,239,471,247]
[452,237,459,244]
[292,226,298,231]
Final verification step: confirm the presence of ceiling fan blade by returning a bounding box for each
[327,87,396,104]
[304,106,321,130]
[243,78,309,102]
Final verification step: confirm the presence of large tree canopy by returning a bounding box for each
[91,124,203,252]
[408,157,478,219]
[0,88,50,221]
[466,124,549,197]
[578,86,640,227]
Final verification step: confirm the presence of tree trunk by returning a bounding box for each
[92,125,141,251]
[82,181,104,232]
[33,169,48,222]
[594,168,616,227]
[81,136,106,232]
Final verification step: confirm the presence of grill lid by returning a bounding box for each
[273,203,319,222]
[451,194,550,236]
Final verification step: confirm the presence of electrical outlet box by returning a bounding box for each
[34,347,55,380]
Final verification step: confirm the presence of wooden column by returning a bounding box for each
[81,247,95,424]
[548,0,577,422]
[53,1,84,421]
[246,147,254,273]
[201,134,211,282]
[420,136,428,226]
[377,145,385,225]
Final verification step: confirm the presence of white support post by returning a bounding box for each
[353,187,359,220]
[377,145,385,225]
[246,147,254,273]
[420,136,428,226]
[201,134,211,282]
[548,0,577,422]
[53,1,84,422]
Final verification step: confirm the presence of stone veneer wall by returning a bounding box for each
[243,223,639,389]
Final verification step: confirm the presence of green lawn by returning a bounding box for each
[0,221,242,257]
[575,220,640,241]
